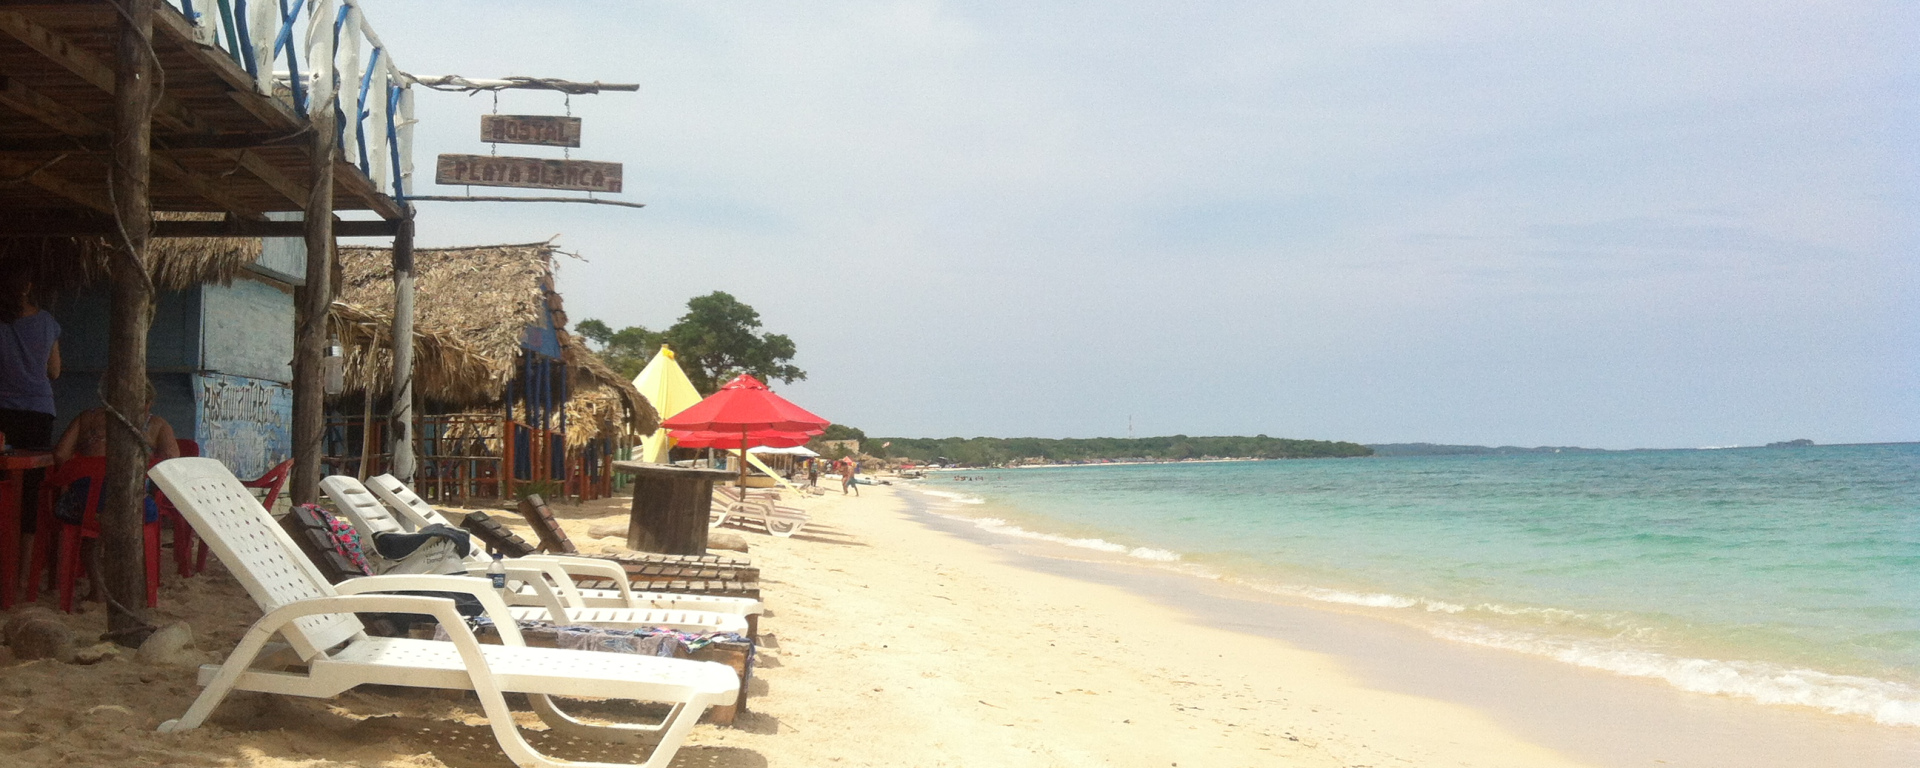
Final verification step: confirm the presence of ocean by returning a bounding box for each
[907,443,1920,726]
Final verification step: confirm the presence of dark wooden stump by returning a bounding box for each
[616,462,736,556]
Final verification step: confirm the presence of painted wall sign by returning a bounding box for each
[435,154,623,193]
[194,373,292,479]
[481,114,583,147]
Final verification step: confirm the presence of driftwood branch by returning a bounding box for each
[407,195,647,210]
[406,75,639,94]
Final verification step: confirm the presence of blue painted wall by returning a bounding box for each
[200,278,294,384]
[49,273,294,474]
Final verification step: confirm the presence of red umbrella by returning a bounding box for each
[670,428,820,450]
[660,374,831,488]
[661,374,830,433]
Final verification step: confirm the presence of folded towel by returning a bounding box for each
[370,523,472,560]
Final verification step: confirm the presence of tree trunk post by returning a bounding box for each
[389,209,416,484]
[290,9,338,506]
[101,0,155,643]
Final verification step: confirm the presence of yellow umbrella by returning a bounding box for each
[631,345,704,463]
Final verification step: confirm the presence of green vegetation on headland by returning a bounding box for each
[816,426,1372,466]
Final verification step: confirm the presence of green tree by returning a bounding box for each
[664,292,805,393]
[578,291,804,394]
[574,319,661,379]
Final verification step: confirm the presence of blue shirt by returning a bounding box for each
[0,310,60,415]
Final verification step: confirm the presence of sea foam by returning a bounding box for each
[1433,626,1920,727]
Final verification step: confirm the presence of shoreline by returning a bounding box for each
[6,483,1913,766]
[897,487,1920,767]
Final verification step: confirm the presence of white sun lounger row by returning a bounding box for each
[709,487,811,537]
[151,457,737,768]
[320,476,748,634]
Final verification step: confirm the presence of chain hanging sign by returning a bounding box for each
[435,154,623,193]
[480,114,582,147]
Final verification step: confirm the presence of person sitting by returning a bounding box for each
[53,397,180,464]
[48,391,179,604]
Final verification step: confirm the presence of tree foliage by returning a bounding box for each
[578,291,806,393]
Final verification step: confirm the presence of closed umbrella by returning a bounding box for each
[631,345,705,463]
[660,374,831,490]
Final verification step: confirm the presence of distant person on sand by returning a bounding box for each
[807,462,820,488]
[840,458,860,496]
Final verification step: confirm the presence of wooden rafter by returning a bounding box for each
[149,8,300,130]
[0,153,110,213]
[0,8,206,134]
[0,73,266,220]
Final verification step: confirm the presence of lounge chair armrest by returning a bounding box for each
[515,554,640,605]
[335,574,527,646]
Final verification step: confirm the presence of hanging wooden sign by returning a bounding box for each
[435,154,623,193]
[481,114,583,147]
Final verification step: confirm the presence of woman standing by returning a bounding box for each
[0,267,61,537]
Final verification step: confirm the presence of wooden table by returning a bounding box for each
[0,450,55,608]
[613,461,736,556]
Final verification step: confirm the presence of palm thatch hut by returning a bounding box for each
[331,241,655,501]
[7,213,300,479]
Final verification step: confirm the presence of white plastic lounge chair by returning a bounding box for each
[320,476,747,634]
[150,457,737,768]
[711,487,811,538]
[362,474,762,620]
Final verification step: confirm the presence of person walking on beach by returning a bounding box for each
[839,457,860,496]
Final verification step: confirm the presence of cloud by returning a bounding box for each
[366,0,1918,447]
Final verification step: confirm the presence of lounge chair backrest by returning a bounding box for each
[149,458,363,659]
[319,475,407,539]
[368,473,452,530]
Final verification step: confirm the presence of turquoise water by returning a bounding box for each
[910,444,1920,725]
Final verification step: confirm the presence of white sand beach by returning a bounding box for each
[4,483,1916,767]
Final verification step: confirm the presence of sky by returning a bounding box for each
[358,1,1918,449]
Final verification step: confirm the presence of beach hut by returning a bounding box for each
[0,2,420,633]
[329,242,658,502]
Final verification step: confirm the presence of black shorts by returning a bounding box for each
[0,408,54,534]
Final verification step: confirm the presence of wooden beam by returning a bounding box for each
[222,149,307,207]
[0,8,207,134]
[0,77,267,221]
[291,51,340,506]
[150,154,267,221]
[155,217,396,238]
[332,156,404,220]
[0,76,99,136]
[100,0,157,643]
[0,10,116,91]
[149,5,301,130]
[0,215,398,238]
[0,130,311,154]
[0,154,111,213]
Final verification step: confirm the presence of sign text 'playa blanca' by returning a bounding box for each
[435,154,623,193]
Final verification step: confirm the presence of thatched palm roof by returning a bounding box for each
[0,212,262,293]
[328,300,498,405]
[333,242,657,440]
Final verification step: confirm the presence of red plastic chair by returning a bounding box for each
[26,457,162,612]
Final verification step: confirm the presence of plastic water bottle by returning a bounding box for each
[487,553,507,593]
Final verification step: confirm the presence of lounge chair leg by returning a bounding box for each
[527,694,675,745]
[157,628,281,732]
